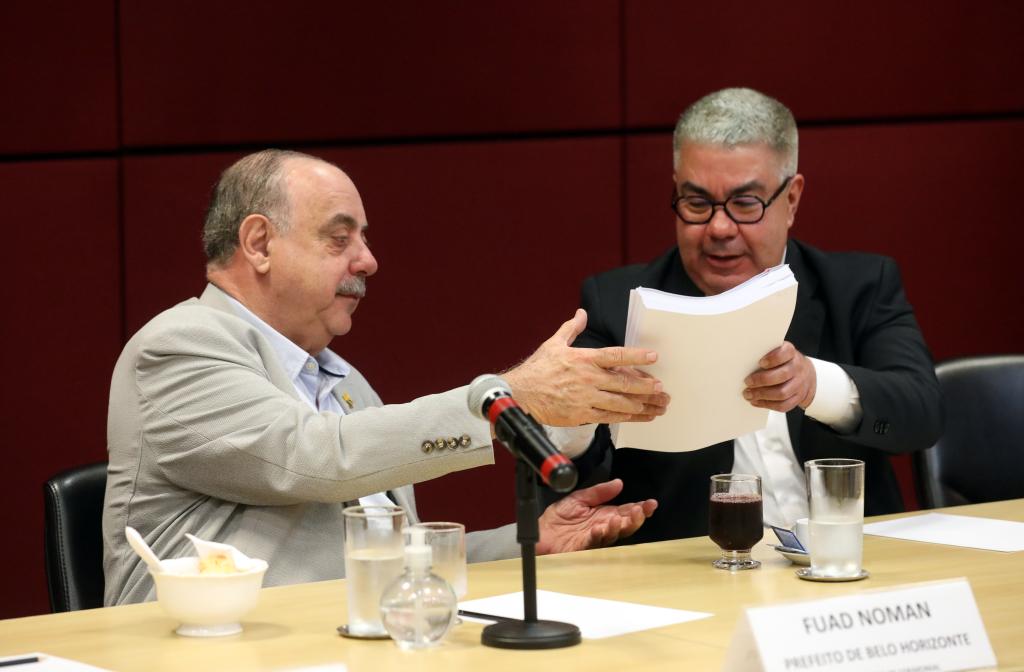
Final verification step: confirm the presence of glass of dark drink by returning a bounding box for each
[708,474,763,570]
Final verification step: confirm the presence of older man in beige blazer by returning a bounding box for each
[103,150,666,605]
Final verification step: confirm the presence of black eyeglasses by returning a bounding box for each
[671,176,793,225]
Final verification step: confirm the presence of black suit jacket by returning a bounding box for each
[573,239,943,543]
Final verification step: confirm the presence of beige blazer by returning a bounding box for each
[103,284,517,605]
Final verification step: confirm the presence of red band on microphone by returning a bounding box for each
[486,396,518,425]
[539,453,572,484]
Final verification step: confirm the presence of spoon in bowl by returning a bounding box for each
[125,526,166,573]
[185,533,254,571]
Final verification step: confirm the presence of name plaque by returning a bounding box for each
[722,578,996,672]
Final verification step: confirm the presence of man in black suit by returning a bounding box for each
[569,88,942,543]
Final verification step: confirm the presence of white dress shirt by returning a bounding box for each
[732,357,861,527]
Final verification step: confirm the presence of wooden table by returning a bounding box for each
[2,500,1022,671]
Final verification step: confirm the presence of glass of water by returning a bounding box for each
[409,522,467,599]
[804,459,865,578]
[342,504,407,637]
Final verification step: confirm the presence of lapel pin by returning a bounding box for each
[342,392,355,409]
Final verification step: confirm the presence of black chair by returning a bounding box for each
[914,355,1024,509]
[43,462,107,612]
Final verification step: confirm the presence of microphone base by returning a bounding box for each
[481,619,581,649]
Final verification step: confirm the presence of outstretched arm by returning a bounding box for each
[502,309,669,427]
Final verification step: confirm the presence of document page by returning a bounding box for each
[458,590,711,639]
[864,513,1024,552]
[615,265,798,453]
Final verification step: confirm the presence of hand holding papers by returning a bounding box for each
[615,264,798,453]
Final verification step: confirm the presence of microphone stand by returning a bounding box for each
[480,440,581,649]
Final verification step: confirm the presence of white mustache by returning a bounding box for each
[336,276,366,298]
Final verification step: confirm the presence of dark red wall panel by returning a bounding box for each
[0,2,118,154]
[122,155,223,335]
[119,1,621,147]
[625,121,1024,361]
[624,134,678,262]
[0,159,120,618]
[625,1,1024,127]
[797,120,1024,361]
[123,139,623,529]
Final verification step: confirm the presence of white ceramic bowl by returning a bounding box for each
[150,556,268,637]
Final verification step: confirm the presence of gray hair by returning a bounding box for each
[672,87,798,177]
[202,148,322,266]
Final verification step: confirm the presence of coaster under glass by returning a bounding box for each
[795,567,870,582]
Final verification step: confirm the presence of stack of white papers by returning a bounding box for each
[616,264,798,453]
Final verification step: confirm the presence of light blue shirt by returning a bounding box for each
[222,295,351,414]
[221,295,392,507]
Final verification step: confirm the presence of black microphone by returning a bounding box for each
[467,375,578,493]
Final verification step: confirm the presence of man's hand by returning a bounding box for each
[502,309,670,426]
[536,479,657,554]
[743,341,816,412]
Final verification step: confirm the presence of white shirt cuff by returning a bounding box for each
[804,358,862,434]
[544,424,598,459]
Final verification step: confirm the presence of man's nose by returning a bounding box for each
[706,206,738,238]
[352,243,378,277]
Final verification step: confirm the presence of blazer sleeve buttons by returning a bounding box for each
[423,435,473,453]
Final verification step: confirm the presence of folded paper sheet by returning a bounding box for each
[615,265,798,453]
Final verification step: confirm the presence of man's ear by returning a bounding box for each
[237,214,274,274]
[785,173,805,230]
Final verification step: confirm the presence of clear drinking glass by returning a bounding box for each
[804,458,865,578]
[409,522,467,599]
[708,474,763,570]
[342,504,407,637]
